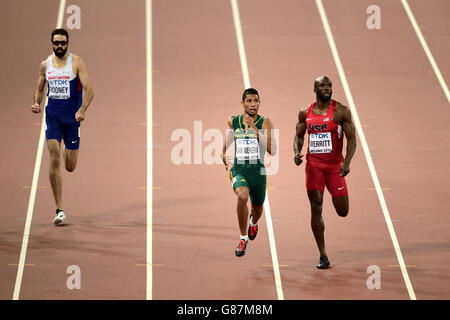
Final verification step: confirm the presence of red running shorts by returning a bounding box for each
[305,160,348,197]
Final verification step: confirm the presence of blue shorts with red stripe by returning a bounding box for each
[45,113,80,150]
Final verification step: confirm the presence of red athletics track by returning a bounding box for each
[1,0,148,299]
[0,0,59,299]
[239,0,449,299]
[238,0,408,299]
[1,0,449,300]
[152,0,278,299]
[320,0,450,299]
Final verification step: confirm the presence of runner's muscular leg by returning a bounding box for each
[308,189,327,258]
[332,195,349,217]
[64,147,79,172]
[325,163,349,217]
[47,139,63,209]
[235,186,250,236]
[250,204,263,225]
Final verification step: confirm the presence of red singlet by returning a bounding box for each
[305,99,343,164]
[305,100,348,197]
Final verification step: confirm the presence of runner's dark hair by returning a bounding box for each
[242,88,259,101]
[51,28,69,42]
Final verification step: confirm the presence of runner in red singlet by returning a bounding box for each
[293,76,356,269]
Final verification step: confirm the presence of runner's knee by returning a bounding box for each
[48,143,60,166]
[250,205,263,221]
[332,196,349,217]
[64,150,78,172]
[311,203,322,216]
[309,196,323,216]
[65,163,76,172]
[50,159,60,169]
[336,207,348,217]
[64,158,76,172]
[49,152,60,168]
[237,189,249,202]
[252,205,263,215]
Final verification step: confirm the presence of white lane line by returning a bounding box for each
[261,191,284,299]
[56,0,66,29]
[231,0,251,89]
[230,0,284,301]
[145,0,153,301]
[401,0,450,104]
[13,0,67,301]
[315,0,416,300]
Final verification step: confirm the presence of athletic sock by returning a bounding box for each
[240,235,248,241]
[250,219,257,227]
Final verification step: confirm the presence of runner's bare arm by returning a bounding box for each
[30,60,47,113]
[244,114,277,156]
[294,106,308,166]
[336,103,356,176]
[74,56,94,121]
[260,118,277,156]
[222,116,235,169]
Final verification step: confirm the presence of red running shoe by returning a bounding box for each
[235,239,248,257]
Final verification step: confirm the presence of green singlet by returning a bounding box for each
[229,114,267,206]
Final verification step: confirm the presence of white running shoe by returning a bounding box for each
[53,210,66,226]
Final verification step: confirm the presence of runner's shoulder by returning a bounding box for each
[71,54,86,68]
[261,116,272,128]
[71,53,82,61]
[40,58,47,66]
[227,115,234,128]
[298,105,308,122]
[335,101,349,111]
[334,101,351,121]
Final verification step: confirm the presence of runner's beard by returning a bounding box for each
[53,47,67,58]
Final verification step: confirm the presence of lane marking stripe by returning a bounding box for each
[315,0,416,300]
[137,186,161,190]
[400,0,450,104]
[264,264,288,267]
[22,186,47,189]
[231,0,284,301]
[389,265,416,268]
[13,0,67,301]
[231,0,251,89]
[145,0,153,301]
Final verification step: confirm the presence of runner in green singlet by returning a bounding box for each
[222,88,277,257]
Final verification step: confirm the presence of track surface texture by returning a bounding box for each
[1,0,449,300]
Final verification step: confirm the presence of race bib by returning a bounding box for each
[48,76,70,99]
[309,132,332,154]
[236,138,260,161]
